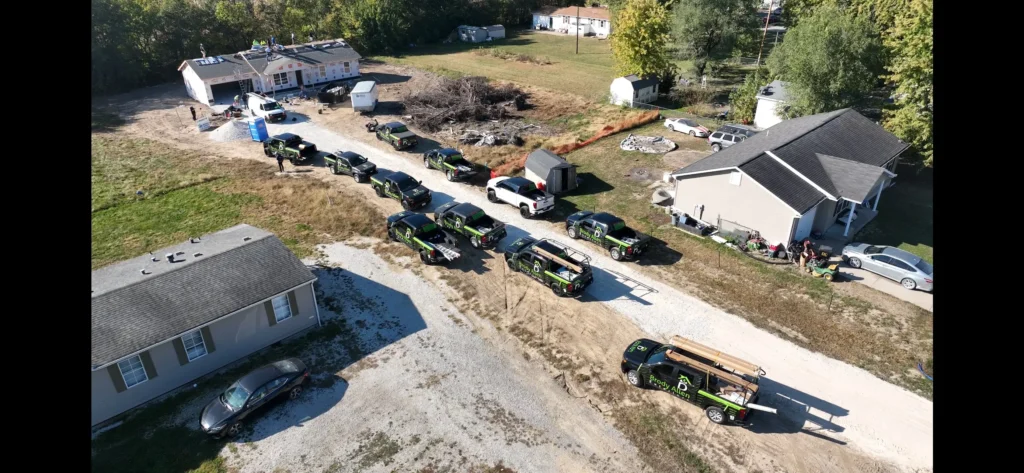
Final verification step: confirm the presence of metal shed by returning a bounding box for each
[524,149,578,194]
[457,25,488,43]
[483,25,506,40]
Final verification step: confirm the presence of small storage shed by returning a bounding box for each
[350,81,378,112]
[524,149,578,195]
[483,25,506,40]
[457,26,488,43]
[610,74,660,107]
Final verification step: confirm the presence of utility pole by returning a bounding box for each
[575,6,580,55]
[755,0,774,67]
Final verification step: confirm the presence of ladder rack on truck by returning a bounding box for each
[669,335,765,379]
[533,246,585,274]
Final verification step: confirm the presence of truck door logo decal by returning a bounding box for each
[677,375,690,392]
[533,261,542,274]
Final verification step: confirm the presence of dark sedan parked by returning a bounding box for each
[200,358,310,438]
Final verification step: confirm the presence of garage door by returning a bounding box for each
[209,80,252,106]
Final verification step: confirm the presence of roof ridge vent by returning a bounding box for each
[140,269,151,275]
[193,252,203,257]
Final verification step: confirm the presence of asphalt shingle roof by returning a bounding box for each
[181,40,362,81]
[755,80,790,103]
[623,74,659,90]
[91,224,316,368]
[671,109,908,212]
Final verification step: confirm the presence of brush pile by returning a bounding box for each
[404,76,526,132]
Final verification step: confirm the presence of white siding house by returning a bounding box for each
[178,39,362,106]
[533,6,612,36]
[754,80,790,129]
[610,75,660,107]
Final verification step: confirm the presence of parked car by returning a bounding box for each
[434,201,508,249]
[486,176,555,219]
[565,211,651,261]
[841,243,933,291]
[664,118,710,138]
[386,211,461,264]
[200,358,310,438]
[324,151,377,182]
[504,237,593,297]
[370,171,432,210]
[719,124,757,138]
[708,130,747,152]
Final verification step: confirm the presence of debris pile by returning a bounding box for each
[404,76,526,132]
[208,119,251,142]
[619,134,677,153]
[456,123,537,146]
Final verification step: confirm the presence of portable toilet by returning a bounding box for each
[350,81,379,113]
[248,117,269,142]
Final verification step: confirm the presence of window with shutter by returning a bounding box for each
[272,295,292,323]
[117,355,148,388]
[181,330,208,361]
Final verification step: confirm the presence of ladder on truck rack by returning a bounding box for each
[670,335,764,379]
[533,246,583,274]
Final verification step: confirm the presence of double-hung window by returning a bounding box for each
[117,356,148,388]
[181,330,208,361]
[272,294,292,323]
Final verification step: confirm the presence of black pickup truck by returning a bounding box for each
[324,151,377,182]
[370,171,432,210]
[434,201,507,249]
[565,211,651,261]
[504,237,593,297]
[375,122,419,150]
[386,211,461,264]
[263,133,322,164]
[423,148,482,182]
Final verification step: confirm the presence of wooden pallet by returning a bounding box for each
[670,335,761,379]
[533,246,583,274]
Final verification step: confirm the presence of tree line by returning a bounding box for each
[610,0,932,165]
[92,0,584,96]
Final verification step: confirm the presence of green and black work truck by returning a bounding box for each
[504,237,593,297]
[621,335,777,425]
[386,211,461,264]
[423,148,482,182]
[375,121,419,150]
[565,211,651,261]
[370,171,432,210]
[433,201,508,249]
[324,151,377,182]
[263,133,322,164]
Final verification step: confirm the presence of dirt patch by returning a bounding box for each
[663,148,711,170]
[625,167,656,183]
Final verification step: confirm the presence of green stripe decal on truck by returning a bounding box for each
[544,271,569,284]
[605,236,631,247]
[697,390,744,411]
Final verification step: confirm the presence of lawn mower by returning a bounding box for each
[805,251,839,282]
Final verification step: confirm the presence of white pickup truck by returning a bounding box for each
[486,176,555,219]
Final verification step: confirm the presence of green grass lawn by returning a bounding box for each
[374,30,691,102]
[855,163,934,263]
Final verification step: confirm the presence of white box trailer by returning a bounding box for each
[350,81,378,112]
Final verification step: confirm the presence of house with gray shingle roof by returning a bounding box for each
[91,224,319,427]
[177,39,362,106]
[669,109,908,248]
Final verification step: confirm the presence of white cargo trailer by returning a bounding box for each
[350,81,378,112]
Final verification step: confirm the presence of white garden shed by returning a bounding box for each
[609,75,660,108]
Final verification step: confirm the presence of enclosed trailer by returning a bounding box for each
[350,81,378,113]
[524,149,578,195]
[483,25,506,40]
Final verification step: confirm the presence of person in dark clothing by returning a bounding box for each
[277,154,285,173]
[189,106,197,121]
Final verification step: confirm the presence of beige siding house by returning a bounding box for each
[671,109,909,248]
[91,224,320,427]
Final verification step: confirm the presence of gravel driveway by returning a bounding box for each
[263,118,934,472]
[225,242,639,473]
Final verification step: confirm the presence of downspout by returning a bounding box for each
[310,282,322,327]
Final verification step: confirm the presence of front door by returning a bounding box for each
[560,167,569,193]
[548,18,553,28]
[295,70,304,87]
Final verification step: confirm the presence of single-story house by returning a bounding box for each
[610,74,660,107]
[669,108,909,247]
[532,6,612,37]
[91,224,320,427]
[754,80,790,129]
[178,39,362,106]
[525,149,578,194]
[457,25,489,43]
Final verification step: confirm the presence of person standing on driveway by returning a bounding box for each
[189,106,197,121]
[277,154,285,173]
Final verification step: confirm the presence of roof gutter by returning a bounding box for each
[91,278,317,372]
[671,166,741,178]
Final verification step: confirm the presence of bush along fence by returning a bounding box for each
[490,110,662,176]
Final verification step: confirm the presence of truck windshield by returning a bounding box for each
[348,155,367,166]
[645,346,671,364]
[395,176,419,191]
[262,102,282,111]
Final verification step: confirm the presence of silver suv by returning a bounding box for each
[708,125,756,152]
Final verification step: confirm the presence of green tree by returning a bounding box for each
[881,0,932,164]
[729,67,770,124]
[611,0,675,79]
[766,4,883,117]
[671,0,759,77]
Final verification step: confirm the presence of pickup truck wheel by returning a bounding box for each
[520,206,531,219]
[376,133,382,141]
[610,247,622,261]
[705,406,726,425]
[507,258,518,272]
[352,173,360,182]
[487,190,498,203]
[387,227,397,241]
[626,369,644,388]
[329,164,339,175]
[264,148,272,157]
[567,226,578,239]
[551,282,568,297]
[470,236,481,248]
[446,170,455,181]
[392,141,400,150]
[423,158,431,168]
[401,200,412,210]
[419,251,431,264]
[374,186,384,197]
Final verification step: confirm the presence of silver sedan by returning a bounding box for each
[841,243,933,292]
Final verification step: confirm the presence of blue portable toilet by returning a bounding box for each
[248,117,269,142]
